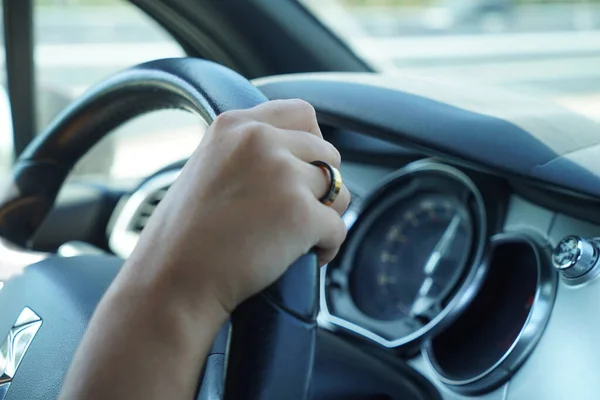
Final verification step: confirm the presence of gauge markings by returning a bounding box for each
[386,226,407,243]
[404,211,418,227]
[380,251,398,263]
[347,193,474,328]
[377,272,397,286]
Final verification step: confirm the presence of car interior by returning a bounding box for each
[1,0,599,399]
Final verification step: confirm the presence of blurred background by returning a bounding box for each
[304,0,600,120]
[0,0,599,181]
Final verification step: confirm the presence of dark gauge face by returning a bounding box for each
[427,239,541,385]
[349,194,473,323]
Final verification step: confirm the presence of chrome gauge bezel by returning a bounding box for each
[319,160,489,349]
[422,232,558,394]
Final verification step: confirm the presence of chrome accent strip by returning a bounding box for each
[0,307,42,399]
[14,308,40,327]
[318,160,488,348]
[108,169,181,258]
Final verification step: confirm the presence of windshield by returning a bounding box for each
[303,0,600,122]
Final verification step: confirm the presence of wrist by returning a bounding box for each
[61,258,229,400]
[116,254,231,333]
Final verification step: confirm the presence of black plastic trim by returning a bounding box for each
[3,0,36,157]
[256,74,600,210]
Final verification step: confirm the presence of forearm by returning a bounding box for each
[59,258,228,400]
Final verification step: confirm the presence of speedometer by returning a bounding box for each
[322,161,488,350]
[350,194,473,323]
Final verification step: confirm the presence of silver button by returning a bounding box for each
[552,236,598,279]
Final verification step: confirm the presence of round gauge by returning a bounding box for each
[323,161,488,349]
[350,194,473,323]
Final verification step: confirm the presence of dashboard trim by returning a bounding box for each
[108,169,181,258]
[255,73,600,206]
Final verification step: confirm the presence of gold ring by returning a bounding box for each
[311,160,342,206]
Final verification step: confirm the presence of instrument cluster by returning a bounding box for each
[321,160,557,395]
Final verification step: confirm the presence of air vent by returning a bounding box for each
[130,186,169,233]
[109,169,181,258]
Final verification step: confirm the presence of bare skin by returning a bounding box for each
[58,99,351,400]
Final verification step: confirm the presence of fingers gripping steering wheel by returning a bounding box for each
[0,58,318,400]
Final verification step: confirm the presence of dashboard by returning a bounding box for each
[106,72,600,400]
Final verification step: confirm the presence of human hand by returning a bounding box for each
[124,99,350,316]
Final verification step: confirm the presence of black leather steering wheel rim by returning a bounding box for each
[0,58,318,400]
[0,57,260,247]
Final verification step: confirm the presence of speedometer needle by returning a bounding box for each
[423,214,461,275]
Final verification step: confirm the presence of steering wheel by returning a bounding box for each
[0,58,318,400]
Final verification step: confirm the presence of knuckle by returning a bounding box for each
[266,100,288,119]
[291,99,317,120]
[212,110,243,130]
[238,121,270,149]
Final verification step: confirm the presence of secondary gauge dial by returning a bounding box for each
[350,194,473,323]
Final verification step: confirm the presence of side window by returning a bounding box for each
[35,0,207,180]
